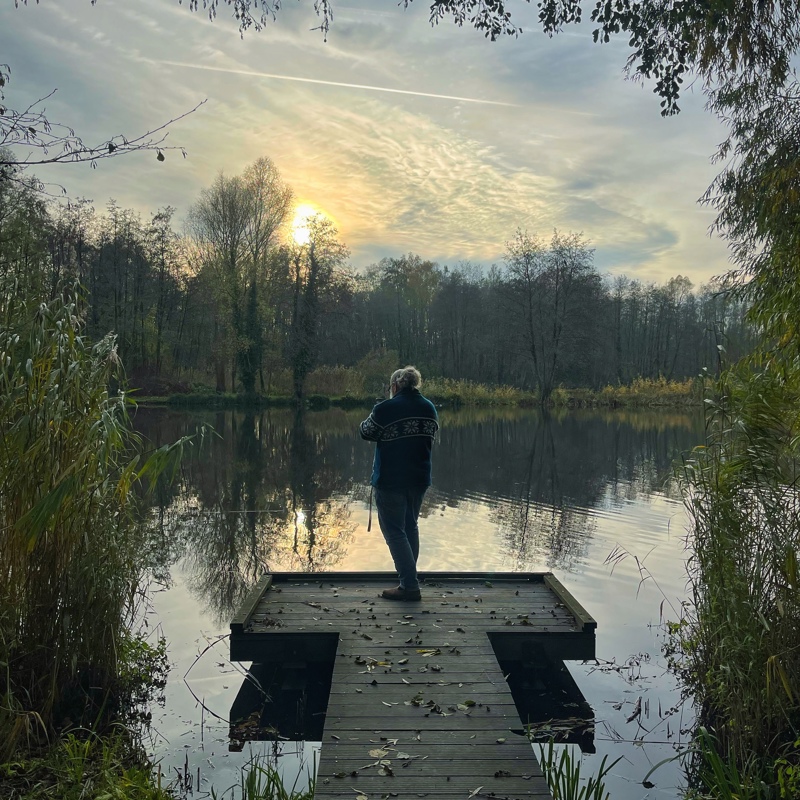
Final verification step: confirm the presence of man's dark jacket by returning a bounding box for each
[359,387,439,489]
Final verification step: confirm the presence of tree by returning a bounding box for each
[187,157,292,393]
[80,1,795,116]
[0,63,202,190]
[284,214,349,403]
[504,229,598,404]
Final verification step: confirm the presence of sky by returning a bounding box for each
[3,0,732,284]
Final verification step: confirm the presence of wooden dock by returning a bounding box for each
[230,572,596,799]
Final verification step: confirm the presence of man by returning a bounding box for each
[360,366,439,601]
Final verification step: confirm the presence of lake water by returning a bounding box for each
[133,405,705,800]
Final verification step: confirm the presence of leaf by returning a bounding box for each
[468,787,484,798]
[156,150,165,162]
[369,748,390,757]
[496,738,506,743]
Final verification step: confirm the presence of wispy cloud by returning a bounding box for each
[152,59,519,107]
[2,0,732,283]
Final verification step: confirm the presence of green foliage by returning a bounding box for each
[211,752,315,800]
[0,732,172,800]
[0,278,185,754]
[424,377,530,406]
[685,728,773,800]
[673,361,800,786]
[537,739,620,800]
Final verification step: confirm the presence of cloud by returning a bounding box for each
[1,0,733,284]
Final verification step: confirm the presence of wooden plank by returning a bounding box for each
[267,571,549,583]
[322,739,533,753]
[315,788,551,799]
[543,573,596,632]
[322,729,532,745]
[314,775,549,793]
[231,574,272,634]
[322,717,522,731]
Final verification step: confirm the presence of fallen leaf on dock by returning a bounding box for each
[468,786,484,798]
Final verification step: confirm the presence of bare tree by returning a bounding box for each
[504,229,598,404]
[187,157,292,393]
[0,64,203,193]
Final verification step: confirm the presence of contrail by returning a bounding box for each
[156,59,518,107]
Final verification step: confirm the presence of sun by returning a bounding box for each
[291,202,323,245]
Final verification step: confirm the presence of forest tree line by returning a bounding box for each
[0,155,755,403]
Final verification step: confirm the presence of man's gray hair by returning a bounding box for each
[391,365,422,391]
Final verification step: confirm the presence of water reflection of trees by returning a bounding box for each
[132,406,703,616]
[135,408,359,623]
[430,409,701,572]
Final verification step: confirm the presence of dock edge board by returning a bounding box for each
[231,574,273,634]
[543,573,597,632]
[230,571,595,633]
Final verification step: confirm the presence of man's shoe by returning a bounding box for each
[381,586,421,601]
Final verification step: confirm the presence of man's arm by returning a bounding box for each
[359,407,384,441]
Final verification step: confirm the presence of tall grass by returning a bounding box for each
[0,280,183,756]
[424,377,532,406]
[536,739,620,800]
[0,731,173,800]
[675,362,800,790]
[211,752,316,800]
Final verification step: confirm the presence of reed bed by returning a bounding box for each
[0,280,182,757]
[674,363,800,792]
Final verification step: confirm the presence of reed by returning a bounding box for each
[423,377,532,406]
[0,279,184,755]
[536,739,620,800]
[675,362,800,788]
[211,752,316,800]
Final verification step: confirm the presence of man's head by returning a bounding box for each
[390,365,422,396]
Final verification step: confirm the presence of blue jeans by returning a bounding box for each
[375,487,427,591]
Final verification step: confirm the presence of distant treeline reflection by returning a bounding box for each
[134,407,702,623]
